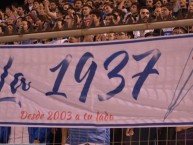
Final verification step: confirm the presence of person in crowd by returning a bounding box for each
[176,0,188,18]
[25,0,35,13]
[154,0,163,8]
[18,18,31,34]
[11,2,19,18]
[22,19,33,33]
[116,31,129,39]
[125,0,133,12]
[6,24,15,35]
[106,32,116,41]
[50,128,63,145]
[152,28,164,36]
[90,9,104,27]
[172,26,188,34]
[176,126,193,145]
[187,0,193,18]
[32,0,43,13]
[112,9,124,25]
[44,0,58,20]
[65,118,110,144]
[17,5,26,18]
[58,0,65,8]
[5,6,15,18]
[153,7,162,21]
[134,7,154,37]
[0,127,51,144]
[162,0,169,5]
[104,13,114,26]
[53,19,64,30]
[25,13,37,29]
[110,128,124,145]
[94,33,107,41]
[82,4,93,28]
[67,6,76,16]
[171,0,181,17]
[0,10,5,21]
[160,3,174,20]
[103,3,114,16]
[157,3,175,34]
[118,0,133,15]
[0,25,5,35]
[83,34,95,42]
[6,16,15,26]
[145,0,155,14]
[86,0,95,8]
[64,14,77,29]
[157,127,176,145]
[125,2,140,24]
[62,2,72,13]
[124,127,158,145]
[144,28,164,36]
[31,7,39,18]
[68,35,82,43]
[73,0,84,14]
[139,6,151,23]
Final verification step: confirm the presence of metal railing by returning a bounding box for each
[0,19,193,43]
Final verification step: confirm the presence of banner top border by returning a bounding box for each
[0,33,193,49]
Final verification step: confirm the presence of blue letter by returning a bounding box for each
[132,49,161,100]
[98,51,129,101]
[0,57,13,91]
[10,73,31,94]
[46,54,72,97]
[75,52,97,103]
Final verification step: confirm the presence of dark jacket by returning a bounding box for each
[0,127,51,144]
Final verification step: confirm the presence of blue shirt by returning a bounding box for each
[67,128,110,145]
[0,127,51,143]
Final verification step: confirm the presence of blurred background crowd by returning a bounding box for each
[0,0,193,44]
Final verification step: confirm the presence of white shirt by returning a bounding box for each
[9,127,29,144]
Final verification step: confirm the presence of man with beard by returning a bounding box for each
[73,0,83,14]
[44,0,58,20]
[139,7,150,23]
[133,7,154,37]
[17,5,26,17]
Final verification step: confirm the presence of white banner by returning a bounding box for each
[0,34,193,127]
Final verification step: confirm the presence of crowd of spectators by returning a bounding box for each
[0,0,193,44]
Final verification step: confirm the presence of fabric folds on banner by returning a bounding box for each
[0,34,193,127]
